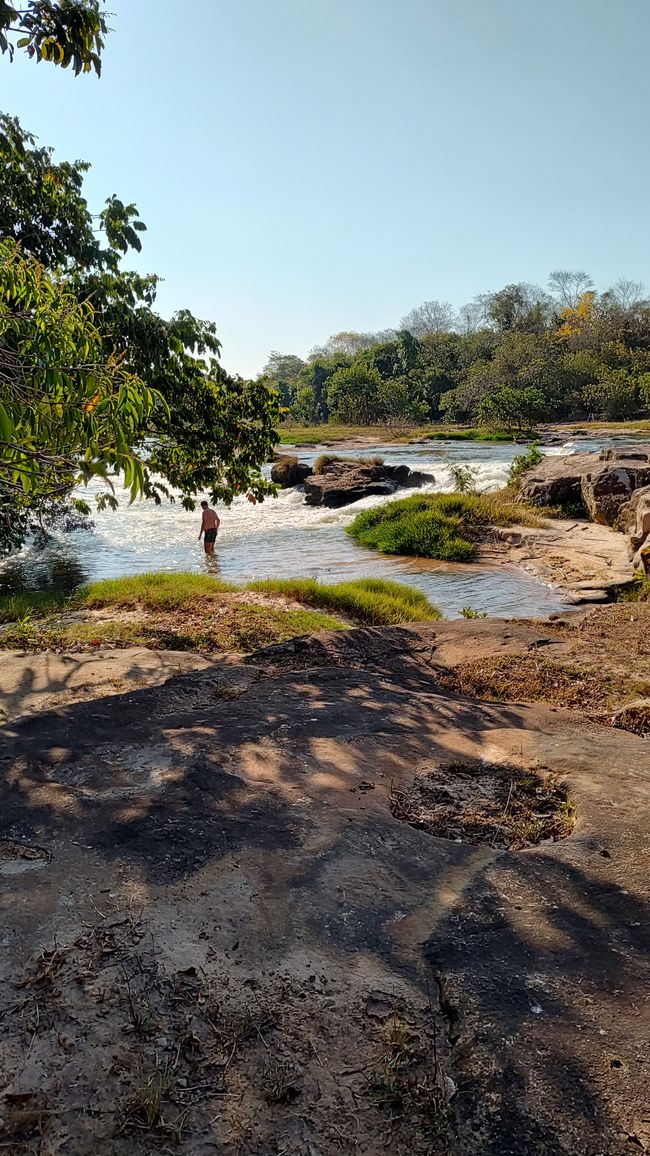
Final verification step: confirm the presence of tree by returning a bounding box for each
[0,114,146,270]
[260,351,306,382]
[0,0,107,75]
[308,330,394,360]
[548,270,594,309]
[0,116,281,548]
[400,299,454,338]
[485,283,551,333]
[327,365,384,424]
[477,386,548,434]
[0,239,159,548]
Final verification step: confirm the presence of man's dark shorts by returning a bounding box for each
[204,529,217,544]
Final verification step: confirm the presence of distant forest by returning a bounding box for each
[259,273,650,431]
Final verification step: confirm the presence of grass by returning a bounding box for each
[347,491,541,562]
[312,452,384,473]
[75,571,237,610]
[248,576,441,624]
[0,589,69,623]
[277,422,516,446]
[0,572,442,652]
[436,654,650,736]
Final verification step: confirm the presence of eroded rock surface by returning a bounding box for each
[0,618,649,1154]
[520,445,650,525]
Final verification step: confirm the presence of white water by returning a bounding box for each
[0,437,607,618]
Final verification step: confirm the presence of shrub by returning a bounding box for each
[508,442,544,486]
[449,463,478,493]
[347,492,540,562]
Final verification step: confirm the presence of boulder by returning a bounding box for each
[304,465,396,508]
[520,446,650,526]
[303,459,435,508]
[620,484,650,562]
[271,455,313,487]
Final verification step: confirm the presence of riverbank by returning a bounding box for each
[1,607,648,1155]
[278,419,650,449]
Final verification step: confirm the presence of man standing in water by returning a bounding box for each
[199,500,220,555]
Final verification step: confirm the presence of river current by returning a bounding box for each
[0,437,609,619]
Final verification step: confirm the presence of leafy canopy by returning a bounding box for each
[0,0,107,74]
[0,114,281,549]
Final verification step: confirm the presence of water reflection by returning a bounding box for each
[0,546,89,594]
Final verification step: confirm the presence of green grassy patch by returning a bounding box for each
[75,571,237,611]
[347,492,540,562]
[248,576,441,624]
[2,605,345,654]
[0,590,69,624]
[0,572,441,651]
[277,423,515,446]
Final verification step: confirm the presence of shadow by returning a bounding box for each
[0,623,648,1151]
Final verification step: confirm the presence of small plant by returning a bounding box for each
[508,441,544,486]
[461,606,487,619]
[449,462,477,493]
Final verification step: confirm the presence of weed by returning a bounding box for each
[248,576,441,624]
[261,1057,301,1104]
[449,463,477,493]
[508,441,544,486]
[461,606,487,619]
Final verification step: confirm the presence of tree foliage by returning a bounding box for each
[0,0,107,75]
[270,272,650,428]
[0,115,281,550]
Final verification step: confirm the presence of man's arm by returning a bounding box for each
[199,511,206,539]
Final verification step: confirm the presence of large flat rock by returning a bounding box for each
[0,624,648,1153]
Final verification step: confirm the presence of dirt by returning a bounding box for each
[0,612,649,1154]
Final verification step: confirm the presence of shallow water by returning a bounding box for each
[0,437,617,619]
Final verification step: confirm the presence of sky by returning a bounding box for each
[3,0,650,377]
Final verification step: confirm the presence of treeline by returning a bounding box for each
[260,275,650,431]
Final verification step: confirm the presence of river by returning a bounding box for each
[0,436,610,619]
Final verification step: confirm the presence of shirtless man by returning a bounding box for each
[199,501,220,555]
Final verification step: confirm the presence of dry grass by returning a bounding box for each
[438,654,650,736]
[390,761,575,850]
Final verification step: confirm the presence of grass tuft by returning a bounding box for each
[247,577,441,624]
[347,492,541,562]
[75,571,237,610]
[312,453,384,474]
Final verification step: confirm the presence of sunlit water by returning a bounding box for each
[0,436,628,619]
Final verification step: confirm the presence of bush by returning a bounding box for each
[449,463,478,493]
[347,493,540,562]
[508,442,544,486]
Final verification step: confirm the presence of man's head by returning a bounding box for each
[201,500,208,509]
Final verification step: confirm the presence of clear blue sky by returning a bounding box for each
[4,0,650,377]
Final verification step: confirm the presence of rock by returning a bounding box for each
[303,459,434,508]
[520,447,650,526]
[620,485,650,551]
[582,462,650,525]
[519,452,595,509]
[271,456,313,487]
